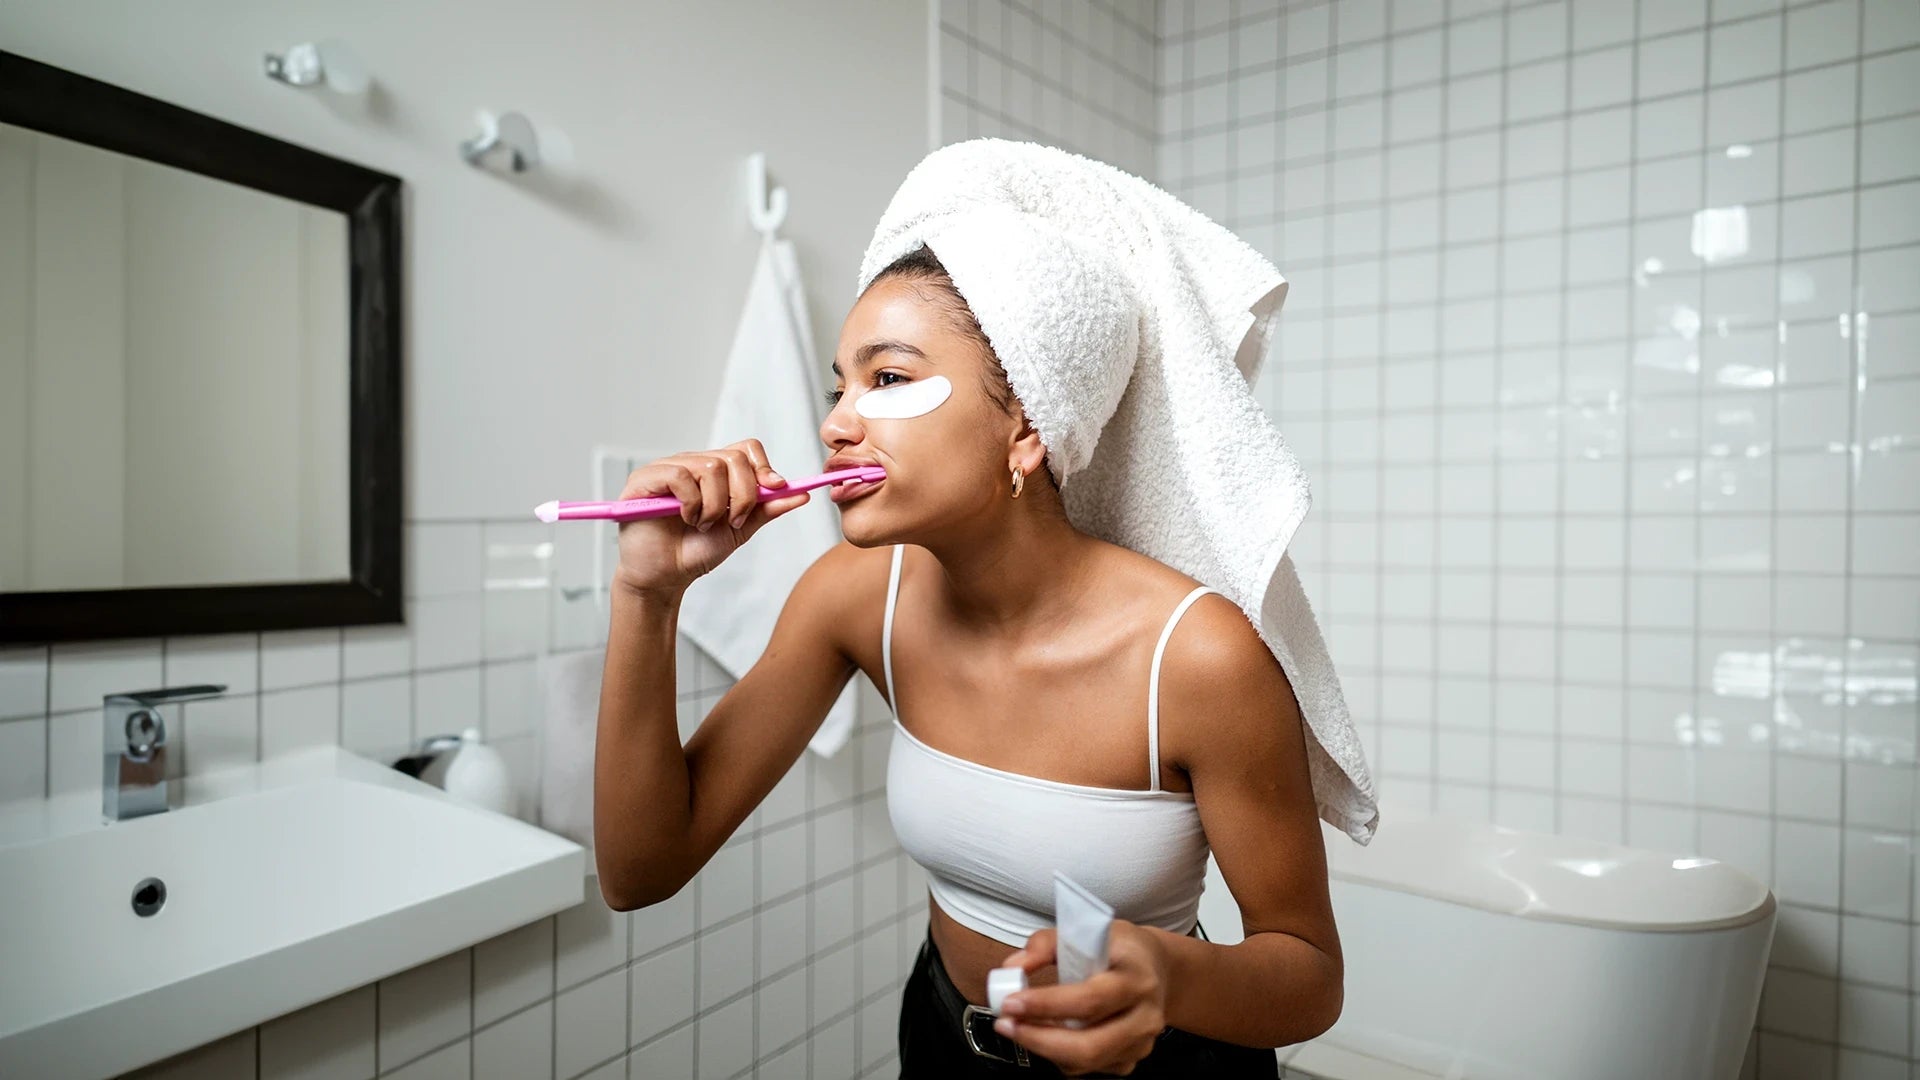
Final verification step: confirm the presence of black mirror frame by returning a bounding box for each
[0,50,402,642]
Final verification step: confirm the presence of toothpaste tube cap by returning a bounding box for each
[986,966,1028,1014]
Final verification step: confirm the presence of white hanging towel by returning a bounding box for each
[678,236,860,757]
[537,646,604,849]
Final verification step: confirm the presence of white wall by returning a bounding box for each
[0,2,936,1077]
[1155,0,1920,1076]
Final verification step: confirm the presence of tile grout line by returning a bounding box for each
[1353,0,1392,811]
[1689,0,1711,869]
[1763,2,1791,1070]
[1488,0,1513,829]
[1422,0,1445,818]
[1554,0,1577,840]
[1620,0,1644,859]
[1830,0,1867,1068]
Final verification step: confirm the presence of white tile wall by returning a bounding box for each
[1152,0,1920,1075]
[937,0,1161,177]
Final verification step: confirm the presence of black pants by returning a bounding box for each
[897,922,1281,1078]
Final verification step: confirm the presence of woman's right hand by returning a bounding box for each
[612,439,812,598]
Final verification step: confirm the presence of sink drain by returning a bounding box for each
[131,877,166,917]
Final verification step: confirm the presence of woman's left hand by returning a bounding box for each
[991,920,1172,1076]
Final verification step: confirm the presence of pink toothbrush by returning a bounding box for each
[534,465,887,523]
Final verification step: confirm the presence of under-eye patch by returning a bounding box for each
[855,374,953,420]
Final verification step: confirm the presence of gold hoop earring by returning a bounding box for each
[1010,464,1025,499]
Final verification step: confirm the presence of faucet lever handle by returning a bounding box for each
[106,684,229,707]
[123,709,166,761]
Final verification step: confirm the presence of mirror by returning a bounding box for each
[1,122,352,592]
[0,50,402,642]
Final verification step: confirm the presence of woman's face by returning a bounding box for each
[821,276,1025,544]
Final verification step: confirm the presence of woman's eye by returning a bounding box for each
[825,371,907,408]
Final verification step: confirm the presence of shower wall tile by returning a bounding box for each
[473,917,555,1029]
[0,646,47,720]
[382,1041,466,1080]
[128,1031,257,1080]
[163,632,259,696]
[340,675,411,759]
[344,624,413,680]
[1160,0,1920,1072]
[553,968,625,1080]
[472,1004,551,1080]
[260,628,342,691]
[258,984,377,1080]
[377,950,472,1073]
[0,714,47,803]
[260,683,338,757]
[939,0,1159,177]
[48,640,161,712]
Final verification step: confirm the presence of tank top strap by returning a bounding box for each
[1147,585,1218,793]
[882,544,905,714]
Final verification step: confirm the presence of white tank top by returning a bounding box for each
[882,544,1215,947]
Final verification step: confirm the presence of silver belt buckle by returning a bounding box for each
[961,1003,1031,1066]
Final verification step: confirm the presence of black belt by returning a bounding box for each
[921,920,1208,1068]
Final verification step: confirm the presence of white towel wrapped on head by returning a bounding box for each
[856,137,1379,844]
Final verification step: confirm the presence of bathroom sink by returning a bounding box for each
[0,746,586,1079]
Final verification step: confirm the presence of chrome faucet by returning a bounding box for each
[103,684,227,821]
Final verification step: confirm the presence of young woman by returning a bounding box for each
[593,247,1341,1078]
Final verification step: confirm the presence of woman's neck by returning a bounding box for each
[916,501,1102,636]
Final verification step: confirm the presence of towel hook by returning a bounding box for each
[263,38,371,95]
[462,109,541,173]
[747,152,787,237]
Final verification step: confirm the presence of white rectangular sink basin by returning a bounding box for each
[0,745,586,1079]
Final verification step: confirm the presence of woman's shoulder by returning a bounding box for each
[1092,544,1279,686]
[1089,541,1239,620]
[802,538,897,592]
[1157,610,1300,789]
[791,540,898,658]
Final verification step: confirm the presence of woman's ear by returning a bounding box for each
[1010,418,1049,480]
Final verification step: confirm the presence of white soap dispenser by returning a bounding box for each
[421,727,517,817]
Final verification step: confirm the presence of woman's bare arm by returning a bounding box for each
[593,540,877,910]
[1151,595,1344,1047]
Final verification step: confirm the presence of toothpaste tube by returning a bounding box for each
[1052,871,1115,1029]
